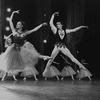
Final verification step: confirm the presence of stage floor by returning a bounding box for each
[0,79,100,100]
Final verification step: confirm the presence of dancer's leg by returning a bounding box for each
[33,72,38,81]
[45,46,60,69]
[79,78,81,80]
[1,72,7,81]
[45,77,47,80]
[43,46,59,78]
[13,75,17,81]
[61,47,86,69]
[61,77,64,80]
[56,75,59,80]
[88,76,91,81]
[71,75,74,80]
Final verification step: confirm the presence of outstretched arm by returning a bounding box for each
[8,10,19,35]
[61,55,72,65]
[52,61,60,65]
[49,12,58,34]
[4,33,12,40]
[25,22,47,35]
[65,26,88,34]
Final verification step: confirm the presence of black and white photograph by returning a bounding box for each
[0,0,100,100]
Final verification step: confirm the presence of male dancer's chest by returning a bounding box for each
[58,30,65,40]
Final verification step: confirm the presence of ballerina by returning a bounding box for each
[0,10,51,81]
[76,59,92,81]
[60,55,76,80]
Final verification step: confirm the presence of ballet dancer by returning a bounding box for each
[0,10,51,81]
[60,55,76,80]
[43,12,88,78]
[76,59,92,81]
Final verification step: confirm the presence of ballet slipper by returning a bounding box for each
[23,77,26,81]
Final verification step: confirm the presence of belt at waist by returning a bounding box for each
[54,42,66,47]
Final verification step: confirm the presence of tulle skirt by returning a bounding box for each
[0,42,41,78]
[0,44,25,74]
[21,64,39,77]
[76,68,92,79]
[20,42,40,77]
[43,65,61,78]
[61,66,76,77]
[20,41,40,65]
[0,70,5,78]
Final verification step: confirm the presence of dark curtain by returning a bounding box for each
[66,0,85,57]
[36,0,51,73]
[0,0,4,53]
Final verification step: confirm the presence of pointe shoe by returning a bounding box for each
[14,78,17,81]
[23,77,26,81]
[88,77,91,81]
[45,78,47,80]
[35,78,38,81]
[72,78,74,80]
[71,76,74,80]
[79,78,81,80]
[57,78,60,80]
[13,76,17,81]
[57,76,59,80]
[1,78,4,81]
[61,77,64,80]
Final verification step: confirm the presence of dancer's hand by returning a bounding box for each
[4,35,8,39]
[83,26,88,29]
[13,10,19,14]
[42,22,48,26]
[54,12,59,16]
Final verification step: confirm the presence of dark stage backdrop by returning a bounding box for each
[0,0,100,78]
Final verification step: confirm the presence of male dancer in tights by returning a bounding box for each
[43,12,88,77]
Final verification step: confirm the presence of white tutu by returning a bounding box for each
[21,64,39,77]
[43,65,61,78]
[61,66,76,77]
[21,42,40,65]
[0,44,25,73]
[76,68,92,79]
[20,42,40,77]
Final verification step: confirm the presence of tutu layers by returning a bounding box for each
[0,44,25,73]
[21,65,39,77]
[61,66,76,77]
[76,68,92,79]
[43,65,61,78]
[20,42,40,77]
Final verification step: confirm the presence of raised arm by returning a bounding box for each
[49,12,58,34]
[65,26,88,34]
[24,22,47,35]
[8,10,19,35]
[81,59,88,65]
